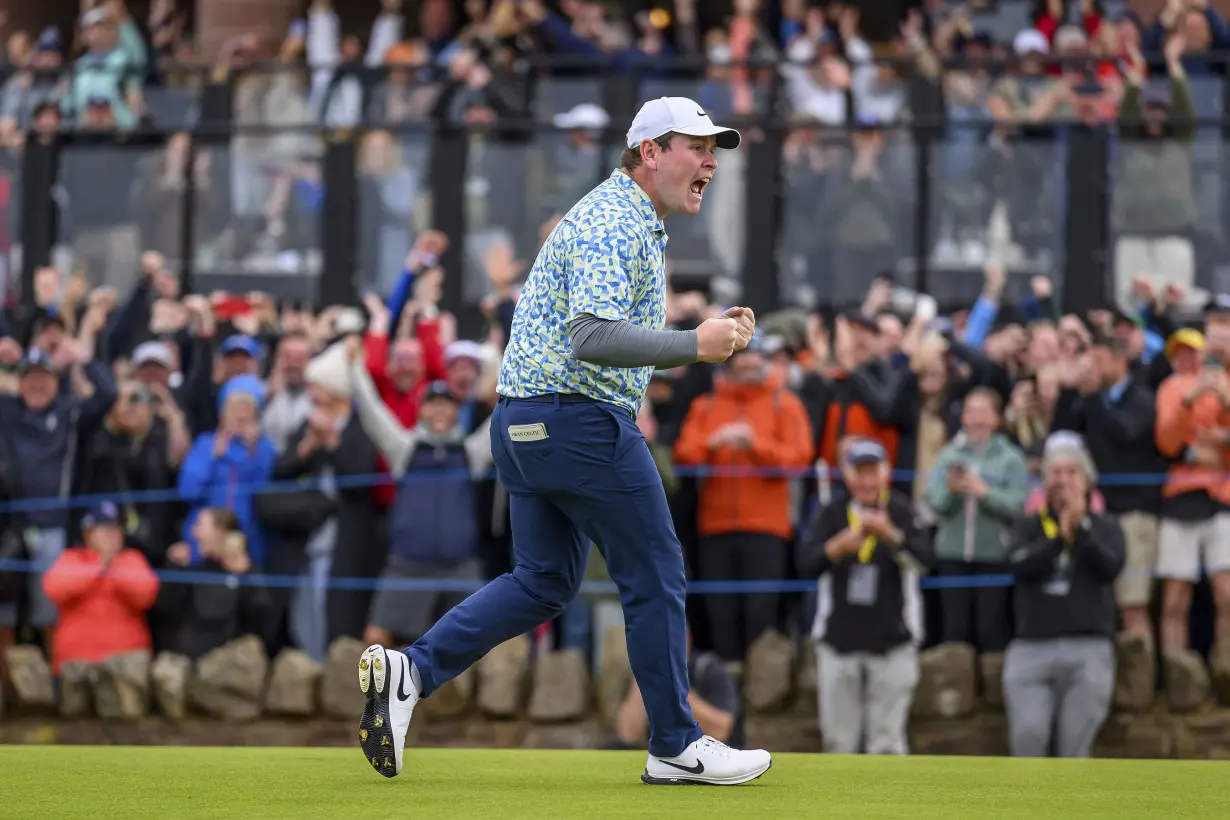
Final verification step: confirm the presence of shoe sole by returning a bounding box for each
[641,759,772,786]
[358,645,398,778]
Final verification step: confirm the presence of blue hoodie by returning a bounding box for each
[176,375,276,566]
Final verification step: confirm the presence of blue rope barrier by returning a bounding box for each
[0,466,1188,515]
[0,558,1017,592]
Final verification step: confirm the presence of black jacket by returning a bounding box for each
[157,559,272,661]
[1052,380,1165,516]
[75,418,178,563]
[1007,511,1124,641]
[799,490,936,655]
[269,417,384,648]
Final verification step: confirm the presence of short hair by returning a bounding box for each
[1091,331,1129,357]
[620,133,674,172]
[964,386,1003,414]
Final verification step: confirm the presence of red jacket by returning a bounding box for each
[42,548,159,675]
[363,319,447,507]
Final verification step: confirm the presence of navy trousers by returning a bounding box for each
[405,394,701,757]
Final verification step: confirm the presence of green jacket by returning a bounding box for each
[925,433,1030,563]
[1111,77,1196,235]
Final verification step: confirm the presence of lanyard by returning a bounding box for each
[846,489,890,564]
[1038,507,1073,545]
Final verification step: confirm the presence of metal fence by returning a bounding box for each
[2,56,1229,322]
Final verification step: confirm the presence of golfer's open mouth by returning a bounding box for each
[689,177,710,200]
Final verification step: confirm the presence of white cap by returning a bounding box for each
[132,341,174,369]
[625,97,741,151]
[1013,29,1050,57]
[81,7,112,27]
[553,103,610,131]
[445,340,485,366]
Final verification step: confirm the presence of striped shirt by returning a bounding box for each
[497,169,668,415]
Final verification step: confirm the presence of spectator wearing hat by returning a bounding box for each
[1003,434,1123,758]
[800,436,934,754]
[348,337,494,649]
[265,342,381,660]
[63,6,144,131]
[545,103,612,219]
[0,28,66,135]
[1111,31,1195,309]
[674,333,814,661]
[41,502,159,675]
[0,342,116,639]
[800,313,901,502]
[1053,332,1164,640]
[184,334,264,435]
[420,339,491,434]
[926,387,1029,653]
[177,374,276,569]
[1154,312,1230,652]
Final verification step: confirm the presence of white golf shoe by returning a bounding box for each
[642,735,773,785]
[358,644,419,777]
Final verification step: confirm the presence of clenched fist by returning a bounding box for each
[696,317,740,363]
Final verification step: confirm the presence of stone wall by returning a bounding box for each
[3,630,1229,758]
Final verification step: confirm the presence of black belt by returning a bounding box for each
[499,393,597,405]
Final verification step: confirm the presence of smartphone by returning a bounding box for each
[213,294,253,321]
[1207,354,1224,369]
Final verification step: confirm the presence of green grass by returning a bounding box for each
[1,746,1228,818]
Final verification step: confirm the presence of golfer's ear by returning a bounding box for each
[641,140,659,171]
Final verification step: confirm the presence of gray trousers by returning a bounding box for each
[1003,637,1115,758]
[818,641,919,755]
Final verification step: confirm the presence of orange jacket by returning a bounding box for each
[42,548,159,675]
[674,378,815,539]
[1154,373,1230,503]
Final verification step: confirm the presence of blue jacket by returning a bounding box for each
[178,432,277,567]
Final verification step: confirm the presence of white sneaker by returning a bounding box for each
[358,644,419,777]
[642,735,772,786]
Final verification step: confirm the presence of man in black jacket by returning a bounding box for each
[799,437,935,755]
[1003,434,1124,758]
[1053,331,1163,641]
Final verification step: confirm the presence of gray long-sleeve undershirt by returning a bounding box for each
[568,314,697,369]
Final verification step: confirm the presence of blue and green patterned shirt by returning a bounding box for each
[497,169,668,415]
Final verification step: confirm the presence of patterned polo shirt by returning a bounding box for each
[497,169,668,415]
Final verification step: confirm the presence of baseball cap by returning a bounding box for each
[220,334,264,359]
[553,103,610,131]
[1013,29,1049,57]
[420,380,456,403]
[81,8,112,28]
[844,437,888,466]
[1205,293,1230,314]
[626,97,741,151]
[81,501,122,531]
[132,341,174,369]
[1165,328,1205,357]
[444,340,484,366]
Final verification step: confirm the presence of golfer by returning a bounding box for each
[356,97,771,786]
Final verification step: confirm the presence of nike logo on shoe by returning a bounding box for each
[658,758,705,775]
[396,660,416,702]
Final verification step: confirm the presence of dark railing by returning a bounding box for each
[2,54,1230,333]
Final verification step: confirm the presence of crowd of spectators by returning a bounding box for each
[0,0,1226,760]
